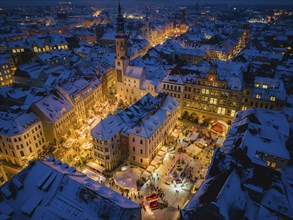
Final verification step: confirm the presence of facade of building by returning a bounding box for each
[162,65,286,123]
[8,34,70,65]
[0,111,46,166]
[0,54,15,87]
[115,3,130,103]
[31,77,103,144]
[91,93,179,170]
[162,66,243,123]
[115,4,159,105]
[207,27,250,61]
[241,76,286,111]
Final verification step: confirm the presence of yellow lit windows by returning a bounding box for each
[231,109,236,117]
[33,47,38,52]
[210,98,217,104]
[255,83,260,87]
[270,96,276,101]
[202,89,209,94]
[256,94,261,99]
[217,107,226,115]
[242,106,247,110]
[262,84,268,89]
[12,49,16,53]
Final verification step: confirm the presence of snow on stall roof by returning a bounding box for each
[0,159,141,220]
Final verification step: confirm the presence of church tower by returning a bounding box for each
[115,2,129,83]
[115,2,129,101]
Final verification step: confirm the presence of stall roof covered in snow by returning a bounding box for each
[0,158,141,220]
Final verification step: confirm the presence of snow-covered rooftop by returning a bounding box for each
[0,158,141,220]
[221,108,290,167]
[0,111,40,136]
[91,93,179,140]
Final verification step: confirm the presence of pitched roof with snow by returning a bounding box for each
[124,66,145,79]
[0,158,141,220]
[221,108,290,167]
[32,91,74,123]
[91,93,179,140]
[0,111,41,136]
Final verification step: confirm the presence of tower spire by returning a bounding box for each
[116,1,124,34]
[118,1,121,15]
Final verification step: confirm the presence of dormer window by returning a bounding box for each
[60,108,66,114]
[255,83,260,88]
[270,96,276,101]
[262,84,268,89]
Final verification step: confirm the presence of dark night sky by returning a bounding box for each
[1,0,293,7]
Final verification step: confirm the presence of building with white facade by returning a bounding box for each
[0,111,46,166]
[91,93,179,170]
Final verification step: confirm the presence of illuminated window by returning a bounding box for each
[270,96,276,101]
[12,49,16,53]
[210,98,217,104]
[202,89,209,94]
[231,109,236,117]
[256,94,261,99]
[262,84,268,89]
[255,83,260,87]
[217,107,226,115]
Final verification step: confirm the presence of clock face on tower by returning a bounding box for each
[117,70,122,82]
